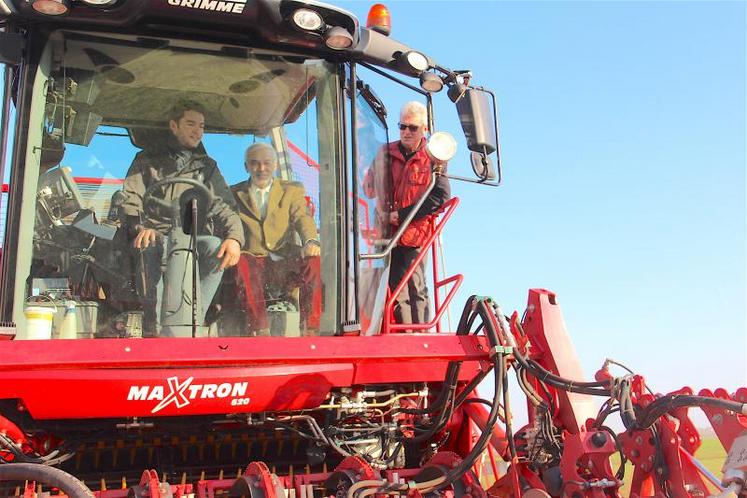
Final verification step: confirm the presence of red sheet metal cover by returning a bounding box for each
[1,364,353,419]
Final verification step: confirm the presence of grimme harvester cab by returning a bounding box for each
[0,2,745,498]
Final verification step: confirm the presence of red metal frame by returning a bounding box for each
[698,387,747,449]
[0,335,489,419]
[382,197,462,334]
[514,289,597,433]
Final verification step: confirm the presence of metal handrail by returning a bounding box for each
[381,197,461,334]
[360,172,437,261]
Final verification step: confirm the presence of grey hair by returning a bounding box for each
[399,101,428,128]
[244,142,278,165]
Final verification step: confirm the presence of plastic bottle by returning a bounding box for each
[59,300,77,340]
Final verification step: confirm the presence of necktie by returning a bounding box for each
[256,189,268,219]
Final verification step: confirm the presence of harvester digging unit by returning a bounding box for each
[0,1,743,498]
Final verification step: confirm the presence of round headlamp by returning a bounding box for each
[30,0,69,15]
[325,26,354,50]
[292,8,324,31]
[79,0,117,7]
[426,132,457,163]
[404,51,429,73]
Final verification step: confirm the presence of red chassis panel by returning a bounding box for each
[0,335,490,419]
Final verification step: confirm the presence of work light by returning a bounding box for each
[292,8,324,31]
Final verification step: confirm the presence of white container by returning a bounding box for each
[24,306,56,340]
[59,301,77,340]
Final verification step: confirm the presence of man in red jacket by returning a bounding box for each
[364,101,450,325]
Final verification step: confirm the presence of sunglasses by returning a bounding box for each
[398,123,421,132]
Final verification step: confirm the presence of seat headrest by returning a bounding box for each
[128,127,173,150]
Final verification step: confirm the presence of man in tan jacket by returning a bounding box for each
[231,143,321,335]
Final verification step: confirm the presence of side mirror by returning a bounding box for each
[451,86,501,182]
[454,87,497,155]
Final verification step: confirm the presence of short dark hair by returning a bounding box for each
[168,99,206,123]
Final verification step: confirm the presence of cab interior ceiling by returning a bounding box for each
[56,34,318,135]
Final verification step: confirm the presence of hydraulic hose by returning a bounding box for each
[512,352,610,396]
[0,463,95,498]
[501,350,518,461]
[454,367,490,407]
[401,297,481,418]
[426,354,505,493]
[633,394,747,430]
[403,297,488,443]
[427,298,507,492]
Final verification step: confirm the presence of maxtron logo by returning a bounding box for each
[127,377,250,414]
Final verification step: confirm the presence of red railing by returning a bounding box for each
[381,197,462,334]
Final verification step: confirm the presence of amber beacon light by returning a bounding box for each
[366,3,391,36]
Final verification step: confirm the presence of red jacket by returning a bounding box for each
[387,141,434,247]
[363,140,450,248]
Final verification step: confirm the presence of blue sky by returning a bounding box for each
[339,0,746,406]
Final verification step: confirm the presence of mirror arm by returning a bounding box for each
[358,61,430,96]
[360,171,437,260]
[442,173,501,187]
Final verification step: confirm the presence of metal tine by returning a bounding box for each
[76,444,85,470]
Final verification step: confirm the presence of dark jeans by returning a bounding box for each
[389,245,430,325]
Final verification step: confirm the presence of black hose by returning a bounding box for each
[401,297,481,418]
[400,362,461,416]
[454,367,490,407]
[436,354,505,491]
[460,398,493,408]
[408,376,459,443]
[502,351,518,461]
[513,354,610,396]
[432,298,508,490]
[515,368,544,407]
[619,380,637,429]
[0,463,94,498]
[597,425,626,480]
[634,395,746,430]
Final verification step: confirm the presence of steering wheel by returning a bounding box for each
[142,177,214,225]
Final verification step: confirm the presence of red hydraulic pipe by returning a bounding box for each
[462,398,509,457]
